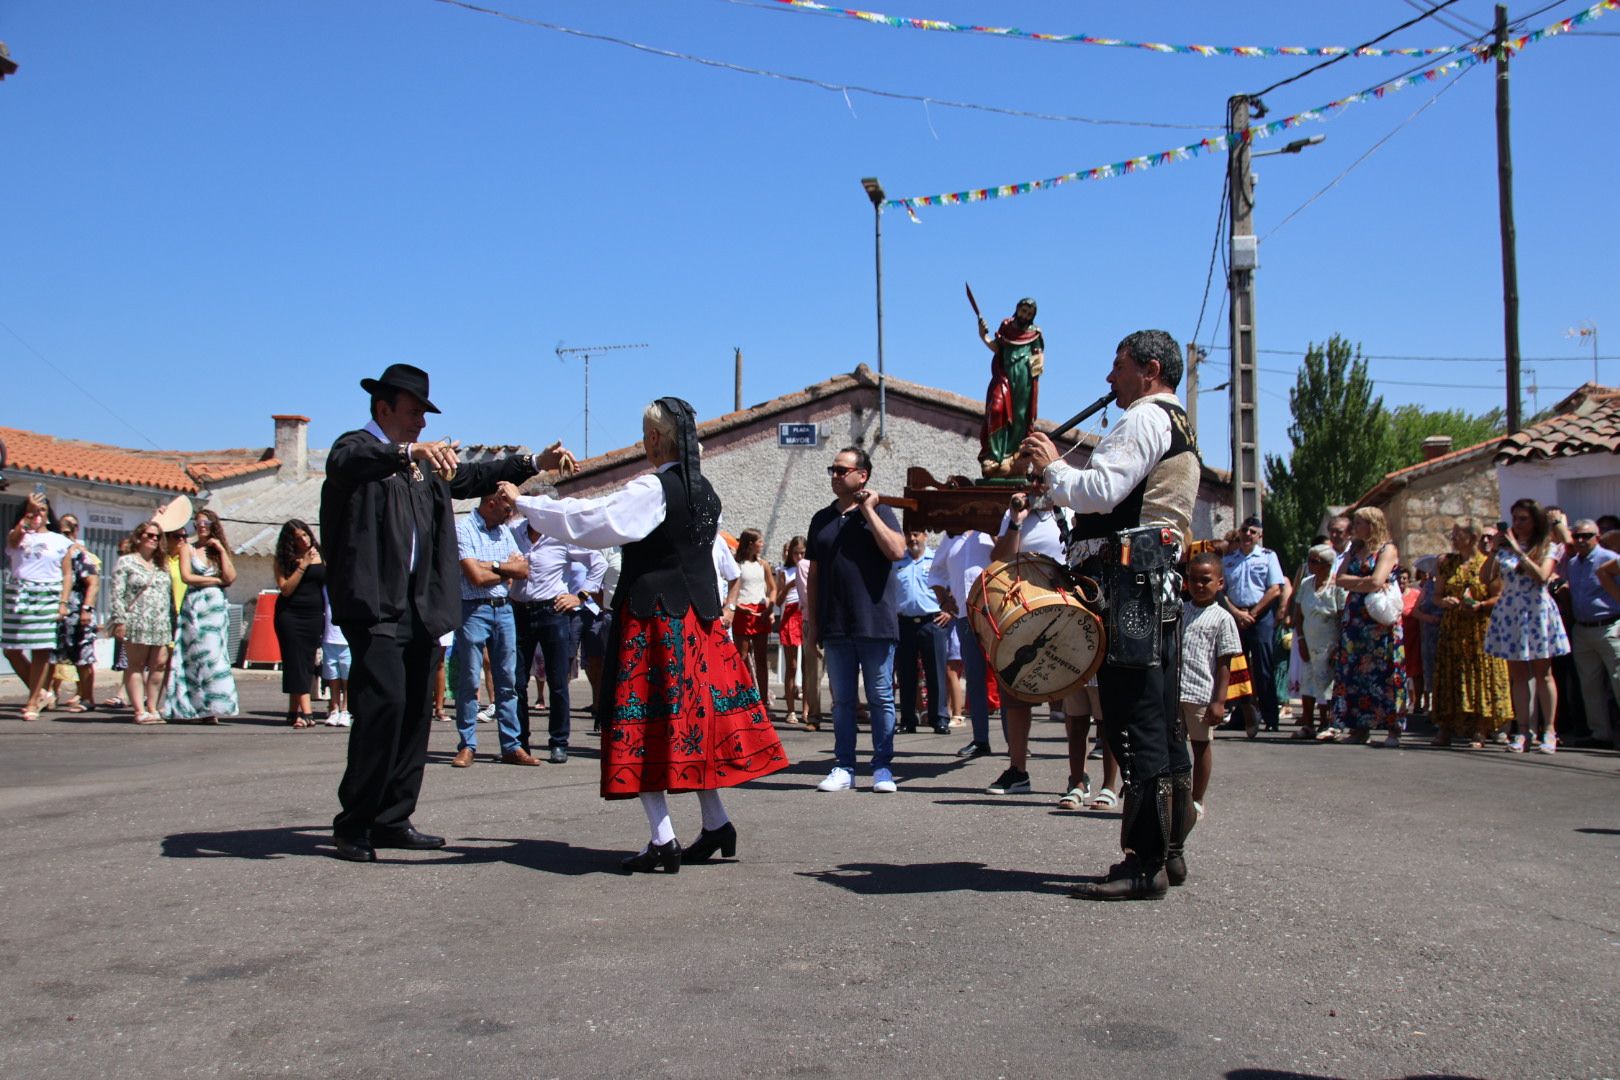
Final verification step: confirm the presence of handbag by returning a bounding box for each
[1365,582,1403,627]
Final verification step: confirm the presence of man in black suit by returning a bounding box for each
[321,363,570,862]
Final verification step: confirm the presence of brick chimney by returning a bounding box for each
[272,415,310,483]
[1421,435,1454,461]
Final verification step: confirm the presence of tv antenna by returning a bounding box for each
[555,342,648,457]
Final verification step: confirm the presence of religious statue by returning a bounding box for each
[975,294,1044,478]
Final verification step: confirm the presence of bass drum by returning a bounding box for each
[966,553,1105,704]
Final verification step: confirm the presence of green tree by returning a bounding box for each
[1262,335,1390,566]
[1383,403,1505,470]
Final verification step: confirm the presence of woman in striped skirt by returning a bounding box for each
[4,492,74,721]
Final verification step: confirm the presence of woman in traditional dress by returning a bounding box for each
[1431,523,1511,746]
[1482,499,1570,753]
[775,536,807,726]
[164,508,239,723]
[1331,506,1408,746]
[273,519,325,728]
[515,398,789,872]
[4,492,72,721]
[726,528,776,708]
[109,520,176,724]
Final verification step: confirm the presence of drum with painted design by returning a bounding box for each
[966,553,1105,704]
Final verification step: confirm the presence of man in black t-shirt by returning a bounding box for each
[804,446,907,794]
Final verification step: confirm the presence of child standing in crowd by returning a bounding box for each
[1181,552,1242,817]
[320,588,352,728]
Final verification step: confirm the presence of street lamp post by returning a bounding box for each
[861,176,887,442]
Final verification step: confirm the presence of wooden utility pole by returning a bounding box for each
[1226,95,1261,523]
[1185,341,1203,435]
[734,347,743,412]
[1495,4,1523,432]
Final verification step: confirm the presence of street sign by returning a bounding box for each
[778,423,818,448]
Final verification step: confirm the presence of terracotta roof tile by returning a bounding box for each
[0,426,198,494]
[1496,392,1620,463]
[187,458,280,483]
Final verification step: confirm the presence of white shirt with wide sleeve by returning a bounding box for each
[1042,393,1175,515]
[514,463,675,550]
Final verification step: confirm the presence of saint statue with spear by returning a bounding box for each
[970,287,1044,478]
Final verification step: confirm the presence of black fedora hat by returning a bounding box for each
[360,363,441,414]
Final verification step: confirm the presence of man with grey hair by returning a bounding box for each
[1561,518,1620,748]
[1021,328,1202,901]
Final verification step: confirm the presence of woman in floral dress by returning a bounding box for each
[109,521,176,724]
[1332,506,1408,746]
[1482,499,1569,753]
[163,509,240,723]
[1431,523,1511,746]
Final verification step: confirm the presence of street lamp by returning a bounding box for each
[1225,95,1325,524]
[861,176,887,442]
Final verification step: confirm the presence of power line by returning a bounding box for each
[1189,173,1229,345]
[1257,364,1584,391]
[1249,0,1467,98]
[1204,345,1618,363]
[0,319,164,450]
[1400,0,1492,36]
[425,0,1218,130]
[1261,64,1475,242]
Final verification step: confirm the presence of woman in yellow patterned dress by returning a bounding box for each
[1431,523,1511,746]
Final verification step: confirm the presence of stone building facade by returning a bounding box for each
[553,364,1234,558]
[1351,436,1503,560]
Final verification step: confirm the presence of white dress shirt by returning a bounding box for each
[928,531,994,610]
[1042,393,1175,516]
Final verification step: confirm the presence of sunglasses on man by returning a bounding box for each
[826,465,864,478]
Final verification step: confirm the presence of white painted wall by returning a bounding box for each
[1497,454,1620,521]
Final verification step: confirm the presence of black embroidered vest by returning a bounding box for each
[613,467,723,620]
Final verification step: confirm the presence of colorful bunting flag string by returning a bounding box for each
[884,0,1616,217]
[757,0,1467,56]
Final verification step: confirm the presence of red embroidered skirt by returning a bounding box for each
[600,604,789,799]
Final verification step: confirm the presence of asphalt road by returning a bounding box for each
[1,672,1616,1080]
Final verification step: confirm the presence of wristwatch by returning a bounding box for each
[488,561,500,576]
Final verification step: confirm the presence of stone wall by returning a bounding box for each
[1384,454,1501,560]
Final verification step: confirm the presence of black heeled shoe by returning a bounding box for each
[681,822,738,864]
[620,838,682,874]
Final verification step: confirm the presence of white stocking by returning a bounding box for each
[639,791,675,847]
[696,789,730,832]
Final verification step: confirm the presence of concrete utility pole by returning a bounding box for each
[1494,3,1523,433]
[734,347,743,412]
[1226,95,1261,524]
[554,342,648,457]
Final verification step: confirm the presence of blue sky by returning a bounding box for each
[3,1,1616,470]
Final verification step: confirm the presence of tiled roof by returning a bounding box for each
[1496,389,1620,463]
[0,426,199,494]
[187,456,280,483]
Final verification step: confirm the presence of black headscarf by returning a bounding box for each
[654,396,702,511]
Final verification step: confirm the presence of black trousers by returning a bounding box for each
[513,600,575,750]
[895,614,949,729]
[1096,615,1191,863]
[334,600,436,840]
[1238,608,1279,728]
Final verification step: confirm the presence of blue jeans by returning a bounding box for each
[822,635,896,773]
[455,600,521,754]
[954,618,992,747]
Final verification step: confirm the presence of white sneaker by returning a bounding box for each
[1537,732,1557,754]
[337,711,353,728]
[817,767,854,792]
[477,706,495,723]
[1506,734,1526,753]
[871,768,897,794]
[322,712,342,727]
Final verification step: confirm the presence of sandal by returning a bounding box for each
[133,713,165,725]
[1290,726,1317,740]
[1090,788,1120,810]
[102,696,125,708]
[62,699,89,713]
[291,713,314,729]
[20,708,39,722]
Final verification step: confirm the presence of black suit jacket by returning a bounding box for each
[320,430,539,638]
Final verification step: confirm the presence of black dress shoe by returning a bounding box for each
[681,822,738,864]
[620,838,682,874]
[1069,862,1168,901]
[548,746,568,764]
[956,741,991,759]
[370,825,446,850]
[332,835,376,862]
[933,723,951,734]
[898,723,918,734]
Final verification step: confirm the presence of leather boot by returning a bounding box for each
[1071,778,1171,901]
[1165,772,1197,887]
